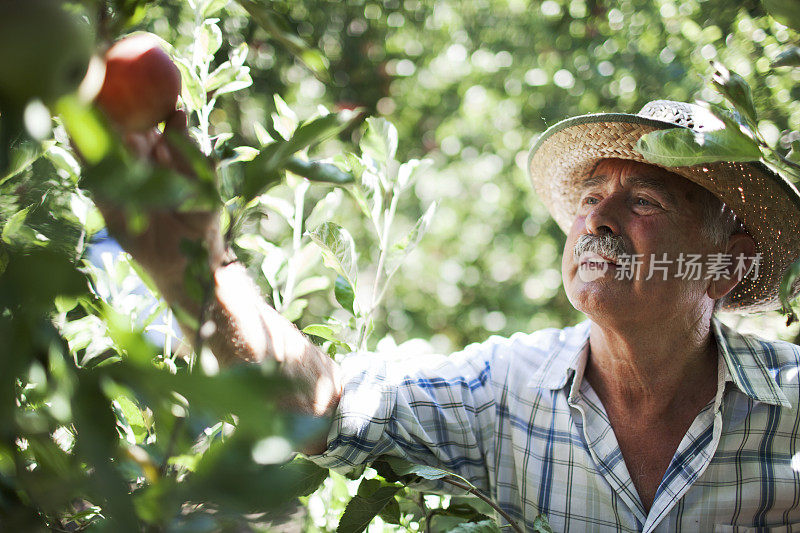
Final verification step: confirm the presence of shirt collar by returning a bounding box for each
[527,318,791,409]
[527,320,591,390]
[712,317,791,408]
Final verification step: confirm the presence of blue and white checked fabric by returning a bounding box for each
[309,319,800,531]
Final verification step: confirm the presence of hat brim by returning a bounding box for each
[527,112,800,313]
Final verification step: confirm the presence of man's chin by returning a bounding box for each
[566,278,629,317]
[576,263,618,282]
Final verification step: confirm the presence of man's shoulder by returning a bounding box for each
[452,321,591,377]
[717,320,800,368]
[715,319,800,409]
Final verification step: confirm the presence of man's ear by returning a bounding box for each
[707,233,757,301]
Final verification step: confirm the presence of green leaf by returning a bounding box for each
[779,259,800,324]
[241,143,283,201]
[240,111,356,201]
[396,158,433,191]
[207,43,252,95]
[303,323,350,351]
[279,456,329,498]
[771,47,800,68]
[273,94,298,139]
[46,145,81,181]
[351,166,383,225]
[1,139,48,185]
[0,248,88,312]
[334,275,356,315]
[259,194,294,222]
[635,125,761,167]
[229,145,261,164]
[288,112,355,154]
[361,117,398,163]
[54,95,111,164]
[285,157,354,185]
[294,275,331,298]
[447,497,496,518]
[174,57,205,113]
[181,437,326,513]
[378,496,401,525]
[202,0,229,17]
[308,222,358,290]
[710,62,757,125]
[306,188,344,229]
[2,205,39,246]
[532,514,554,533]
[379,457,451,481]
[281,298,308,322]
[302,324,337,340]
[253,120,274,146]
[385,202,437,280]
[788,140,800,164]
[113,394,149,443]
[196,20,223,61]
[72,374,140,530]
[300,48,330,78]
[763,0,800,31]
[212,69,253,97]
[336,478,402,533]
[445,519,502,533]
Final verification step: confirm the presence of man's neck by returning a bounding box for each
[585,311,718,415]
[583,311,720,512]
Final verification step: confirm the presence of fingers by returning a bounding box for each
[153,139,173,167]
[164,109,188,134]
[123,128,160,158]
[123,109,185,159]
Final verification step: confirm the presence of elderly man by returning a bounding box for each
[108,100,800,531]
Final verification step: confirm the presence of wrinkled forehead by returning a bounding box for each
[582,158,717,207]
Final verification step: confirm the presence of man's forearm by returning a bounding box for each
[210,262,341,416]
[160,260,341,453]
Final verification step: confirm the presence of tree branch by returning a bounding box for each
[440,476,524,533]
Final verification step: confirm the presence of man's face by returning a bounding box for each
[562,158,722,323]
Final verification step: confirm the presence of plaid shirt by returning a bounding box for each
[310,319,800,531]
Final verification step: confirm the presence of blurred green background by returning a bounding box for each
[165,0,800,349]
[3,0,800,530]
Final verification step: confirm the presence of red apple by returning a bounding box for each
[95,33,182,132]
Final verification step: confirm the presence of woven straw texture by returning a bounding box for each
[528,113,800,313]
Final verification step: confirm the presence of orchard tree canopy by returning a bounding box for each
[1,0,799,531]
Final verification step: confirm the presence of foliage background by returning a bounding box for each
[194,0,800,349]
[2,0,800,531]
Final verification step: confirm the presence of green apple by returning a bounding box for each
[0,0,93,105]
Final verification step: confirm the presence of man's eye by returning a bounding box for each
[583,196,599,205]
[635,197,653,207]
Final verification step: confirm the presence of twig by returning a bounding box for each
[189,277,214,373]
[370,191,400,311]
[280,180,309,312]
[773,150,800,172]
[418,492,431,533]
[440,476,524,533]
[158,416,184,477]
[97,0,111,44]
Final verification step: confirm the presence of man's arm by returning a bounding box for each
[98,111,340,453]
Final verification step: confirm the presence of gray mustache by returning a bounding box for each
[573,234,628,262]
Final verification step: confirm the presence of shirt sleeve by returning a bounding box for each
[307,338,505,492]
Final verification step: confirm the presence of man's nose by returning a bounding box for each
[584,196,621,235]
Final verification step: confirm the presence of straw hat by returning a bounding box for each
[527,100,800,313]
